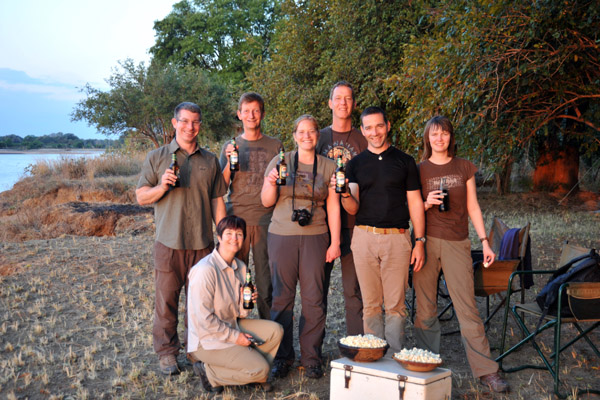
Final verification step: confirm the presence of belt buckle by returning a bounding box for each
[373,226,383,235]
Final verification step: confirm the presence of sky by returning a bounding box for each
[0,0,178,139]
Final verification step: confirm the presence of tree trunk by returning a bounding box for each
[533,142,579,193]
[495,160,513,195]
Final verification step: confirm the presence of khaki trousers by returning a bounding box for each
[413,236,498,378]
[190,318,283,387]
[323,228,364,335]
[237,224,272,320]
[350,227,412,355]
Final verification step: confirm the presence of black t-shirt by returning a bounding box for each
[346,146,420,229]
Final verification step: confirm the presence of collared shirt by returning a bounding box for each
[187,248,250,351]
[137,139,227,250]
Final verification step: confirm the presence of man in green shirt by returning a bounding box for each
[136,102,226,375]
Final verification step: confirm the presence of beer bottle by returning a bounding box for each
[335,156,346,194]
[439,177,449,212]
[242,271,255,310]
[276,150,287,186]
[229,138,239,171]
[169,153,180,187]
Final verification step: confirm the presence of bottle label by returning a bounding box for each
[230,152,238,164]
[243,287,252,302]
[279,165,287,178]
[336,171,345,186]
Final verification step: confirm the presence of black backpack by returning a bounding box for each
[535,249,600,320]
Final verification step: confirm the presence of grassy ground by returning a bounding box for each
[1,154,599,399]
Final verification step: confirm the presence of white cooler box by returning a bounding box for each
[330,357,451,400]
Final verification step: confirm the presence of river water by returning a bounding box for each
[0,150,104,193]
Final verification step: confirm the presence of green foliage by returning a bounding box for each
[150,0,282,85]
[387,0,600,190]
[71,60,236,148]
[247,0,430,149]
[0,133,114,150]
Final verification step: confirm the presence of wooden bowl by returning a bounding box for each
[392,355,442,372]
[338,341,389,362]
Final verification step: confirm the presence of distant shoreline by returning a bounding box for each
[0,148,105,155]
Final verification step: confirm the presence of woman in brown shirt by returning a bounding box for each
[413,116,509,393]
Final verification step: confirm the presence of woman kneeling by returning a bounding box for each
[187,215,283,393]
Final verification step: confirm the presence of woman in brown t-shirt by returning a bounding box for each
[412,116,509,393]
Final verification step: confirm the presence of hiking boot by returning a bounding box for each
[270,359,291,379]
[480,372,510,393]
[193,361,224,394]
[248,381,274,392]
[304,364,323,379]
[159,354,180,375]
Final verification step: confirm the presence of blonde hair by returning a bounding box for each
[292,114,320,134]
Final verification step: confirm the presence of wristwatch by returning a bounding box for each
[415,237,427,244]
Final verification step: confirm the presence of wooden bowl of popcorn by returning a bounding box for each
[338,334,389,362]
[393,347,442,372]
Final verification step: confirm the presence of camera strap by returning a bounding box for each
[291,151,317,215]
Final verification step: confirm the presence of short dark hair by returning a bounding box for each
[238,92,265,114]
[216,215,247,241]
[360,106,388,126]
[329,81,355,101]
[174,102,202,120]
[422,116,456,161]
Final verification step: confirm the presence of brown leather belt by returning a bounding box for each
[356,225,406,235]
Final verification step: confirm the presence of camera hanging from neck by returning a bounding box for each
[291,151,318,216]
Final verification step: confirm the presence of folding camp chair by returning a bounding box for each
[440,217,531,335]
[496,243,600,398]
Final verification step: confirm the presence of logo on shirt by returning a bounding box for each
[324,142,359,164]
[426,174,464,192]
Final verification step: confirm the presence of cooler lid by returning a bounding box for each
[331,357,451,384]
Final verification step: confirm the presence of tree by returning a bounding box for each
[247,0,430,148]
[150,0,281,84]
[387,0,600,193]
[72,60,236,148]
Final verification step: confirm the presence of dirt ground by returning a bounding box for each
[1,191,599,399]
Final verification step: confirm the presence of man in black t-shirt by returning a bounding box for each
[341,106,425,355]
[316,81,367,336]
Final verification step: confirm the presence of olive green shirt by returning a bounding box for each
[137,139,227,250]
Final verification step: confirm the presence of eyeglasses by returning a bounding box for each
[177,119,201,127]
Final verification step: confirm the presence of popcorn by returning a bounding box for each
[340,334,387,348]
[394,347,442,364]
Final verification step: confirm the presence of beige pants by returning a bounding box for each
[413,236,498,378]
[350,227,412,355]
[190,318,283,387]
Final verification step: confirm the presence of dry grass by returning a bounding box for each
[25,151,146,181]
[0,167,599,398]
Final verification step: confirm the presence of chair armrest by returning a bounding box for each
[505,270,555,300]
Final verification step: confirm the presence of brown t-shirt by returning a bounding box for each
[418,157,477,241]
[219,135,282,226]
[316,127,367,230]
